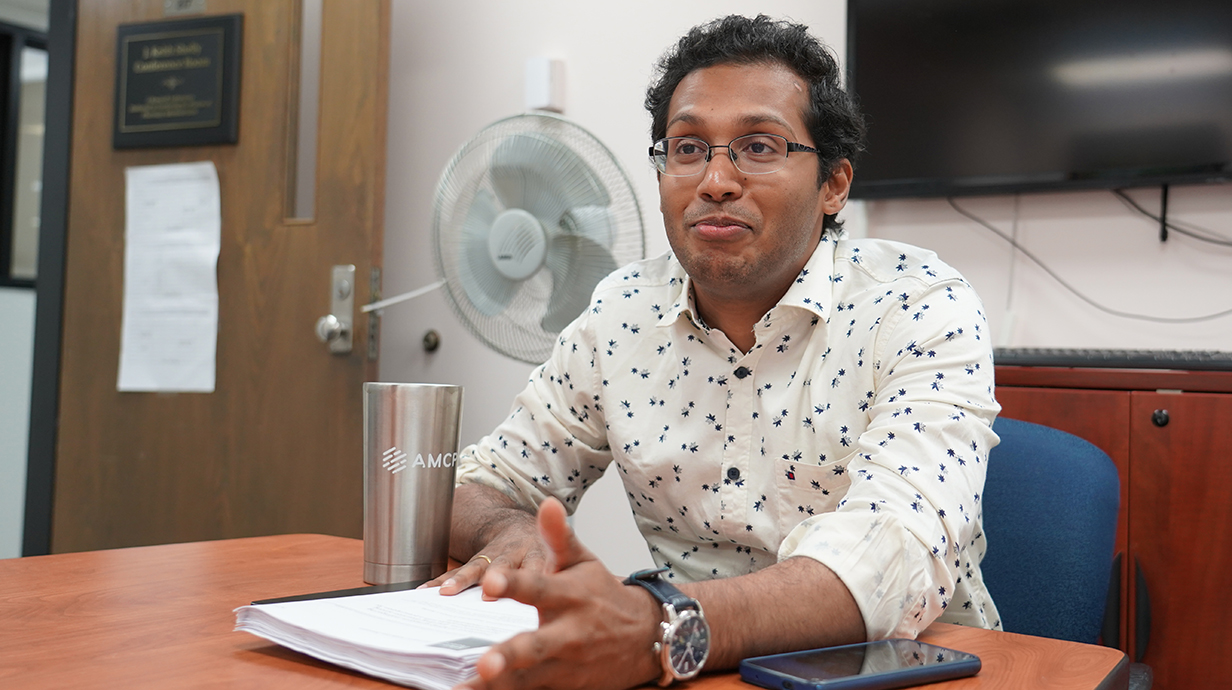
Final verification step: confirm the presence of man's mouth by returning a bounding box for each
[692,215,752,240]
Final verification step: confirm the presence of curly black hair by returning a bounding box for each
[645,15,866,231]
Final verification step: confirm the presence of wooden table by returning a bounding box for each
[0,534,1128,689]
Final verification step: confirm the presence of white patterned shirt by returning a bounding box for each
[456,235,1002,639]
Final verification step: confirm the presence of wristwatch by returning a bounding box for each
[624,567,711,686]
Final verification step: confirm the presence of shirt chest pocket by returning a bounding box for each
[773,456,849,532]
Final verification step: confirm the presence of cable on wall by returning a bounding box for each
[1006,194,1019,314]
[1111,189,1232,248]
[947,197,1232,324]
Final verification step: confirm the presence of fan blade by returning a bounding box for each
[541,235,618,333]
[489,133,610,227]
[457,189,515,316]
[559,205,614,248]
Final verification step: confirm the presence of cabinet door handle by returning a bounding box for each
[1151,409,1169,427]
[1101,551,1121,648]
[1135,557,1151,662]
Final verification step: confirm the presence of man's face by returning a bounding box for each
[659,61,849,310]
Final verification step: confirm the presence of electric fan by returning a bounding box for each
[390,112,645,364]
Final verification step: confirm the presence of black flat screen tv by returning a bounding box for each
[846,0,1232,198]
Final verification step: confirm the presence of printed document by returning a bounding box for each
[235,586,539,689]
[117,161,221,392]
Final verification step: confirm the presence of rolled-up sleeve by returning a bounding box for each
[778,276,999,639]
[455,312,615,515]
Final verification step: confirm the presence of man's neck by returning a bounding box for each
[691,287,782,354]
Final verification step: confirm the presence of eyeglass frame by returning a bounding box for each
[648,133,822,177]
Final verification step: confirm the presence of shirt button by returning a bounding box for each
[734,366,751,379]
[727,467,741,481]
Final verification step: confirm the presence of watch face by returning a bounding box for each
[665,610,710,680]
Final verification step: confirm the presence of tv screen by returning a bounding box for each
[846,0,1232,198]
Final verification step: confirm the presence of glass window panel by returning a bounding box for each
[10,45,47,281]
[290,0,322,220]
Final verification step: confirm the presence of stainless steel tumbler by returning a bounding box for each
[363,382,463,585]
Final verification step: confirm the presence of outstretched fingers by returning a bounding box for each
[477,498,598,609]
[481,563,553,611]
[457,500,659,690]
[470,624,575,690]
[436,553,497,595]
[536,497,594,573]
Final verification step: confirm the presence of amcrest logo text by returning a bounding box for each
[411,452,457,469]
[381,447,457,472]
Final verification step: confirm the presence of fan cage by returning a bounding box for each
[432,113,645,364]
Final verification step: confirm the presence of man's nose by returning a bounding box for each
[697,146,743,200]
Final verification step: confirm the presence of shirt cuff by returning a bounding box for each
[777,511,945,640]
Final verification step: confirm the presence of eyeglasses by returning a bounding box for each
[649,133,821,176]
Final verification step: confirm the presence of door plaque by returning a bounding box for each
[113,14,242,148]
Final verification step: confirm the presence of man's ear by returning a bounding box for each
[821,159,853,216]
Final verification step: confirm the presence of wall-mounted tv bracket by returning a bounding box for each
[1159,184,1169,243]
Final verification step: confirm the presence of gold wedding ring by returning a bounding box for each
[474,554,492,565]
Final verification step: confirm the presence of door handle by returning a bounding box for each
[316,264,355,354]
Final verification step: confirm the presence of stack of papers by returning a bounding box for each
[235,587,539,689]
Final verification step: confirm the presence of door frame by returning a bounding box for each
[22,0,74,557]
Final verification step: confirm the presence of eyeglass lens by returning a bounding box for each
[655,134,791,176]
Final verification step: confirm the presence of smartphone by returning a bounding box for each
[739,639,981,690]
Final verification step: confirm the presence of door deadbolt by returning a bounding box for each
[316,265,355,354]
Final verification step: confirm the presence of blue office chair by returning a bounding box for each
[980,418,1153,687]
[980,417,1120,644]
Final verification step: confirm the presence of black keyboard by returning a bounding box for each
[993,348,1232,371]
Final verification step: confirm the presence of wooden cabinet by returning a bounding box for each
[995,367,1232,690]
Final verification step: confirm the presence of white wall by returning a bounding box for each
[866,188,1232,351]
[380,0,848,574]
[0,287,35,559]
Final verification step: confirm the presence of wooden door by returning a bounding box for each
[1129,392,1232,688]
[51,0,387,552]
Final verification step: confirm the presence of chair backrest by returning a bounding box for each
[980,417,1120,644]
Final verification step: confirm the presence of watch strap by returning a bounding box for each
[623,567,699,613]
[624,568,706,686]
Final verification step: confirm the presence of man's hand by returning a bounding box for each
[454,497,663,690]
[422,484,551,598]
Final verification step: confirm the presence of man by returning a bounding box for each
[431,14,1000,690]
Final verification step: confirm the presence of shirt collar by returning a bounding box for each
[660,256,700,329]
[775,233,838,321]
[658,234,839,329]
